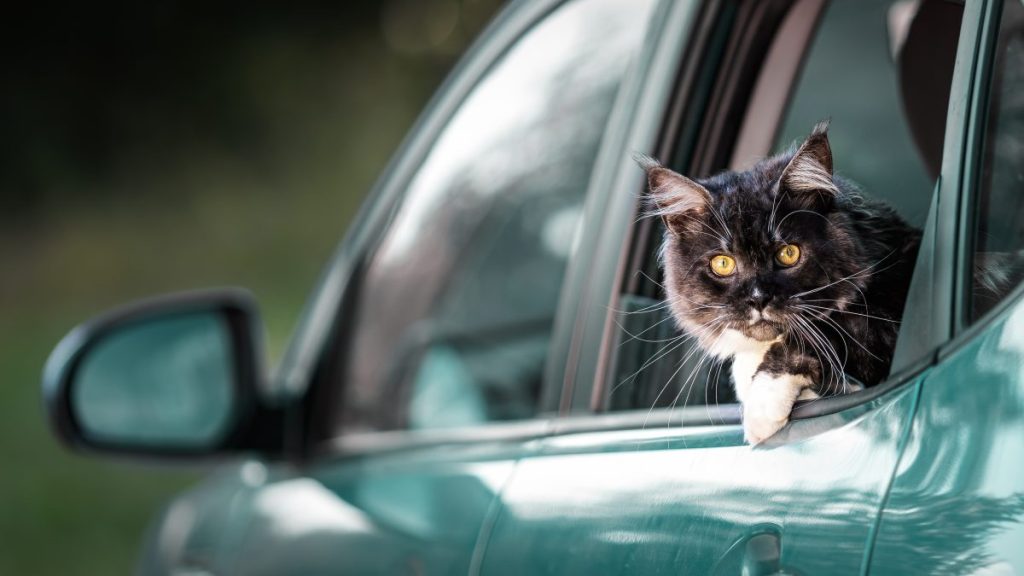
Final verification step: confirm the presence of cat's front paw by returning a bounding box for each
[742,372,811,445]
[743,413,787,445]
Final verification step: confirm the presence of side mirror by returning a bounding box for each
[42,289,273,458]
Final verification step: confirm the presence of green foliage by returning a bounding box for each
[0,1,501,572]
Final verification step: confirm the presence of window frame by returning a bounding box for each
[570,0,992,429]
[945,0,1024,352]
[572,0,809,419]
[279,0,686,460]
[555,0,760,418]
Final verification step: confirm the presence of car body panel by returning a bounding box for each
[136,437,541,575]
[230,444,524,576]
[478,380,922,575]
[869,288,1024,575]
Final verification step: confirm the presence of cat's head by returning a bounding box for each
[640,122,868,348]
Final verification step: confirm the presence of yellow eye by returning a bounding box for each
[776,244,801,266]
[710,254,737,277]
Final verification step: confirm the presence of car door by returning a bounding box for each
[475,1,978,574]
[134,1,663,575]
[870,1,1024,573]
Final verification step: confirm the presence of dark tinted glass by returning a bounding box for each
[971,0,1024,320]
[335,0,655,432]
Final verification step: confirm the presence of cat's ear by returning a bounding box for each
[634,153,712,236]
[781,120,839,200]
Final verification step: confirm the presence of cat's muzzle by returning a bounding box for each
[738,310,784,340]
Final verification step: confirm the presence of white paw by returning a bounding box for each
[742,372,812,445]
[743,411,788,445]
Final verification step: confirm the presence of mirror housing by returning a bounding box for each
[42,289,280,459]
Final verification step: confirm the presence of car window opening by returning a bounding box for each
[602,0,963,420]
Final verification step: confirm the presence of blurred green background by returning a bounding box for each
[0,0,502,572]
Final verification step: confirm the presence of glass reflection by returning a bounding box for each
[253,479,377,538]
[72,312,235,447]
[874,276,1024,570]
[336,0,655,432]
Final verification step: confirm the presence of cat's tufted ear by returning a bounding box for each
[781,121,838,201]
[634,153,712,236]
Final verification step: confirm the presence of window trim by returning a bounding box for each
[319,419,555,458]
[580,0,992,428]
[944,0,1016,353]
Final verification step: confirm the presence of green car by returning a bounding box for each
[42,0,1024,574]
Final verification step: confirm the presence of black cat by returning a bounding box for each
[638,122,922,444]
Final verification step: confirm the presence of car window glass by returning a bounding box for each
[606,0,960,413]
[970,0,1024,321]
[334,0,655,433]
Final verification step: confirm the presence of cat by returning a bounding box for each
[638,121,922,444]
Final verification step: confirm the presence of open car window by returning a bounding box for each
[604,0,962,414]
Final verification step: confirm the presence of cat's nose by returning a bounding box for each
[747,287,770,310]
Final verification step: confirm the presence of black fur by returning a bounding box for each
[643,123,921,394]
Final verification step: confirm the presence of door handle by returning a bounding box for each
[742,532,782,576]
[713,526,801,576]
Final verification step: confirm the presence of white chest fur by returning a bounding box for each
[707,329,777,404]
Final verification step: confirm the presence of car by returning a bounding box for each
[41,0,1024,574]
